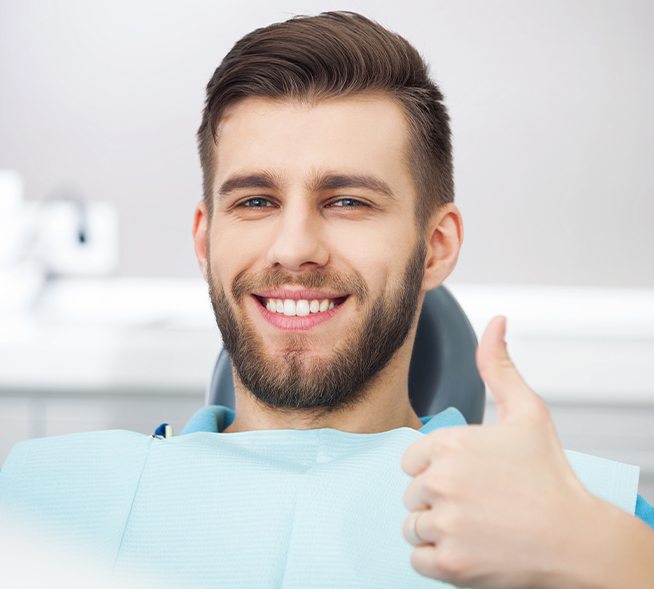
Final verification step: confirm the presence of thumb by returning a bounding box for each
[476,315,542,423]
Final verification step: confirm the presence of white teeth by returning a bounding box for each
[263,297,342,316]
[295,300,310,316]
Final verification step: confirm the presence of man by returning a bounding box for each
[1,11,653,589]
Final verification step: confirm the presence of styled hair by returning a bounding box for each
[196,11,454,228]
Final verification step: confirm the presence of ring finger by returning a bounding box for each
[403,509,436,547]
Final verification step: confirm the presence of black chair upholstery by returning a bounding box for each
[206,285,485,424]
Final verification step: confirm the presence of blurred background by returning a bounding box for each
[0,0,652,499]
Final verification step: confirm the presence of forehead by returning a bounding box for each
[212,93,414,196]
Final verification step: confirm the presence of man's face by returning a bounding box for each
[202,94,427,413]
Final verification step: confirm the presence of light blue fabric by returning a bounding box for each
[180,404,468,436]
[0,405,649,588]
[636,494,654,530]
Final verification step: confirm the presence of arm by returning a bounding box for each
[557,496,654,589]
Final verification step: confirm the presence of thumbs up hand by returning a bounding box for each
[401,316,602,589]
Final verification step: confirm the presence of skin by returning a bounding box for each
[192,93,654,587]
[192,93,463,434]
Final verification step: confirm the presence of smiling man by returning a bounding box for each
[1,10,653,589]
[194,94,447,434]
[192,23,461,438]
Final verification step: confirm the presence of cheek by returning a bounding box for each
[329,215,412,253]
[328,224,411,285]
[208,226,259,286]
[329,243,399,304]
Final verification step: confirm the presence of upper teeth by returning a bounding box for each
[265,298,336,316]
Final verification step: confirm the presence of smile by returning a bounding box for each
[258,296,347,316]
[252,290,349,331]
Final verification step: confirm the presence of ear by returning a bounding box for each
[192,199,210,282]
[421,203,464,292]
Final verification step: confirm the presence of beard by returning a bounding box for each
[206,239,426,415]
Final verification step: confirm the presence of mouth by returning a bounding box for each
[253,294,348,316]
[251,290,350,331]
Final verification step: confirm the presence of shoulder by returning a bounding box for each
[0,430,152,512]
[635,494,654,530]
[2,429,151,476]
[0,430,153,555]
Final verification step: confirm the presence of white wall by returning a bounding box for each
[1,0,653,285]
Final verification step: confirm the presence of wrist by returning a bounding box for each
[545,494,654,589]
[535,491,601,589]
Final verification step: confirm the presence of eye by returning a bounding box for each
[327,198,370,208]
[236,197,276,208]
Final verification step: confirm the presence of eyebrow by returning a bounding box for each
[311,173,396,201]
[217,171,280,197]
[217,171,396,201]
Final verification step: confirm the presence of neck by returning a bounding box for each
[223,344,423,434]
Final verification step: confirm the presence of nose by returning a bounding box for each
[266,204,329,271]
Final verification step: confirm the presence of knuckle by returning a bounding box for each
[435,428,467,453]
[438,505,464,534]
[400,448,420,475]
[525,393,552,423]
[403,481,424,511]
[410,549,441,578]
[400,444,419,468]
[419,511,437,537]
[423,472,443,500]
[420,465,458,500]
[411,544,468,584]
[432,544,469,584]
[498,355,515,371]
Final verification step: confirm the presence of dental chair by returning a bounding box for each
[206,285,485,424]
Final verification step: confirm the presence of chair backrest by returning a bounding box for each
[206,285,485,424]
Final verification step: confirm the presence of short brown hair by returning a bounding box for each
[196,11,453,228]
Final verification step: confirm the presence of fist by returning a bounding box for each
[400,316,598,589]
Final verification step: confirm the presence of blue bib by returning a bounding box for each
[0,406,641,588]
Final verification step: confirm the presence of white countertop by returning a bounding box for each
[0,278,219,396]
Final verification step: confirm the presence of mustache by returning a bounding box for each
[232,267,368,301]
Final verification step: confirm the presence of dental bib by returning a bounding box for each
[0,406,640,588]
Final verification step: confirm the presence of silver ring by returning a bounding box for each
[407,510,426,545]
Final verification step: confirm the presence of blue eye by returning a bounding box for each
[239,197,274,208]
[329,198,367,208]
